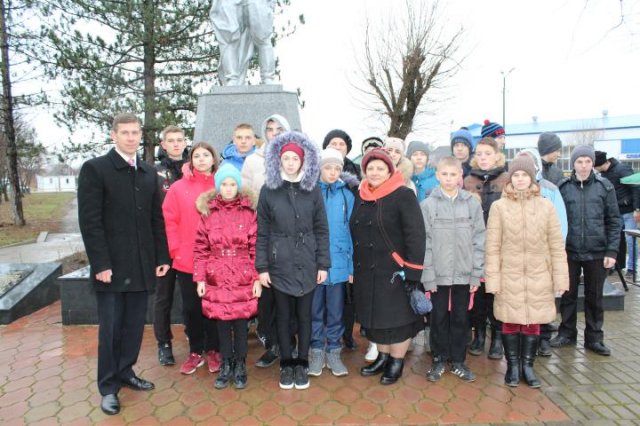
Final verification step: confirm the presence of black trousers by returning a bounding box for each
[177,271,219,354]
[559,258,607,344]
[257,286,278,349]
[217,319,249,359]
[470,281,501,332]
[431,285,471,364]
[153,267,177,345]
[96,291,147,396]
[273,287,315,361]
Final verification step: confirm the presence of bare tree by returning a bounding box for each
[355,0,464,139]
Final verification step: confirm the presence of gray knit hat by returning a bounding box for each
[570,144,595,168]
[537,132,562,157]
[406,141,430,158]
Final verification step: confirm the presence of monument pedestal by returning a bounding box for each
[193,84,301,154]
[0,263,61,324]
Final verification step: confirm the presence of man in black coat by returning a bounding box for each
[550,145,620,356]
[538,132,565,185]
[78,113,170,415]
[595,151,640,275]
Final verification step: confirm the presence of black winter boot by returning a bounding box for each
[255,345,279,368]
[360,352,389,376]
[521,334,541,388]
[488,328,504,360]
[468,326,486,356]
[233,357,247,389]
[214,358,234,389]
[502,333,520,387]
[380,356,404,385]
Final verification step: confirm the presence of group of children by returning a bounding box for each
[160,117,571,391]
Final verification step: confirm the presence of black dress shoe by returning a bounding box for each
[101,393,120,415]
[255,346,279,368]
[549,335,576,348]
[380,356,404,385]
[360,352,389,376]
[121,376,155,391]
[585,341,611,356]
[158,343,175,366]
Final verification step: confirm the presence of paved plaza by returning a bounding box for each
[1,278,640,425]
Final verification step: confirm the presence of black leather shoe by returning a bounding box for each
[549,335,576,348]
[255,346,279,368]
[360,352,390,376]
[158,343,175,366]
[380,356,404,385]
[538,338,552,357]
[101,393,120,415]
[585,341,611,356]
[121,376,155,391]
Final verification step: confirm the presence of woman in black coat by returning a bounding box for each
[256,131,330,390]
[351,148,426,385]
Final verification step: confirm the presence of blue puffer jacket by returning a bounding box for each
[221,143,256,171]
[411,167,438,203]
[319,174,357,285]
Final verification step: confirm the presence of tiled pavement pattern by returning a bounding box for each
[0,282,639,425]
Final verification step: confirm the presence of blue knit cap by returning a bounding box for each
[450,128,474,152]
[214,163,242,192]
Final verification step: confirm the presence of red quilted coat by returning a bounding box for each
[193,189,259,320]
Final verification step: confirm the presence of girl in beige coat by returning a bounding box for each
[485,156,569,388]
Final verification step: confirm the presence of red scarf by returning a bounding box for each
[359,171,405,201]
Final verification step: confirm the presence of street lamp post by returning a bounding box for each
[501,68,515,127]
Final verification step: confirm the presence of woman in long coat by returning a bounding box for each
[485,156,569,388]
[351,149,426,385]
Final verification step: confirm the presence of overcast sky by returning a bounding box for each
[276,0,640,151]
[30,0,640,156]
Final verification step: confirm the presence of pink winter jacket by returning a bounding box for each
[193,189,259,320]
[162,168,215,274]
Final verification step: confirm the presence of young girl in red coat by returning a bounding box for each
[162,142,221,375]
[193,163,262,389]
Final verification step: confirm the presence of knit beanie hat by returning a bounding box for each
[280,142,305,163]
[570,144,595,167]
[595,151,608,167]
[320,147,344,169]
[383,137,406,154]
[537,132,562,156]
[481,119,505,138]
[361,136,383,154]
[361,148,395,174]
[507,155,537,182]
[215,163,242,192]
[406,141,430,158]
[450,128,474,152]
[322,129,352,154]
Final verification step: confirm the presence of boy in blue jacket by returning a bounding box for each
[309,148,357,377]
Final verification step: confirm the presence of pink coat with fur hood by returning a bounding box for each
[193,189,259,320]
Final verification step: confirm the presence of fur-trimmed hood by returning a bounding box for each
[196,187,258,216]
[264,131,321,191]
[318,171,360,192]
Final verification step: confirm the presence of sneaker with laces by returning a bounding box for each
[365,342,379,362]
[326,349,348,376]
[450,363,476,382]
[426,360,446,382]
[206,350,222,373]
[180,353,204,375]
[279,364,294,390]
[294,361,310,390]
[308,349,325,376]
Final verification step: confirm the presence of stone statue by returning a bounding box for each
[210,0,276,86]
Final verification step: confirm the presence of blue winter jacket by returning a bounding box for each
[319,177,355,285]
[539,179,568,240]
[411,167,438,203]
[221,143,256,171]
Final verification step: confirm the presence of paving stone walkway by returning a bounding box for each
[1,279,639,425]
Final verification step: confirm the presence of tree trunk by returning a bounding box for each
[0,0,25,225]
[142,0,157,163]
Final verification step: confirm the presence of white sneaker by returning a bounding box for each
[365,342,378,362]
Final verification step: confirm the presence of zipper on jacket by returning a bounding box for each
[521,199,529,326]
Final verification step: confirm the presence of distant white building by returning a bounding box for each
[36,175,77,192]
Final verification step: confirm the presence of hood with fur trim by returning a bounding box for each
[196,187,258,216]
[264,131,321,192]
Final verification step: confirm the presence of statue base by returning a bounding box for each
[193,84,302,154]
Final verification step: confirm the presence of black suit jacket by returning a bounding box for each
[78,148,169,292]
